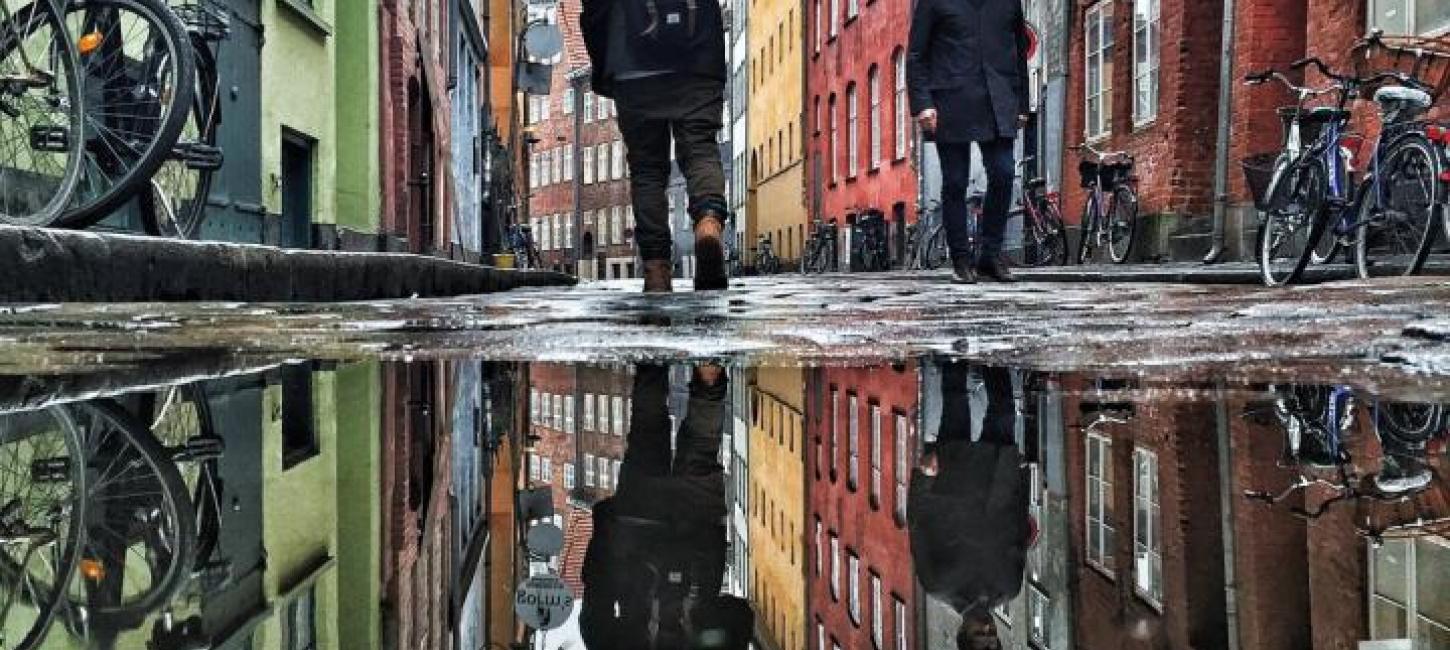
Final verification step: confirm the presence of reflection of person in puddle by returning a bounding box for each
[581,364,752,650]
[909,362,1031,650]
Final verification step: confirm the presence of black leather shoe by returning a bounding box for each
[976,257,1016,283]
[951,258,977,284]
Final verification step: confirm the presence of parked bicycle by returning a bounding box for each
[0,0,86,227]
[754,234,779,275]
[801,217,838,274]
[905,195,980,271]
[1244,54,1445,285]
[509,223,541,269]
[1013,155,1068,267]
[1071,142,1138,265]
[853,210,890,272]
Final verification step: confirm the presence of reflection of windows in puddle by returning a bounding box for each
[1370,537,1450,645]
[282,365,317,469]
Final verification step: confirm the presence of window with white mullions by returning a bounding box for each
[1132,0,1159,125]
[893,50,908,160]
[848,393,860,489]
[1133,447,1162,606]
[869,402,882,506]
[1028,584,1052,649]
[1369,537,1450,645]
[1085,431,1116,575]
[848,552,861,624]
[871,572,884,647]
[847,83,860,177]
[894,411,908,524]
[1084,2,1114,140]
[1028,462,1044,581]
[1369,0,1450,37]
[894,597,908,650]
[869,66,882,169]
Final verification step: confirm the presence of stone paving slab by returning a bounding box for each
[0,225,576,302]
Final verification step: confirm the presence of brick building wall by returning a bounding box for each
[806,0,920,264]
[806,363,918,650]
[1060,377,1227,649]
[380,0,456,254]
[380,361,454,649]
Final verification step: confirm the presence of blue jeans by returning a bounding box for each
[939,138,1015,263]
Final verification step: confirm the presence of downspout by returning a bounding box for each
[1214,383,1242,650]
[1203,0,1237,264]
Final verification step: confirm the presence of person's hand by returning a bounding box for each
[916,109,938,133]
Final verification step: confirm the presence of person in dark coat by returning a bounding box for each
[908,362,1031,650]
[906,0,1031,284]
[580,363,753,650]
[580,0,730,292]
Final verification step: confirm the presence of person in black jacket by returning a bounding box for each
[906,0,1031,284]
[580,0,730,292]
[908,362,1030,650]
[579,363,753,650]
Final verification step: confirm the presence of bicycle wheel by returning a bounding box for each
[1259,157,1328,286]
[1107,186,1138,264]
[1355,134,1441,279]
[0,0,84,226]
[59,0,195,228]
[63,399,193,625]
[145,384,222,571]
[0,407,86,650]
[1077,193,1098,265]
[1376,401,1441,446]
[1041,197,1069,266]
[141,42,216,238]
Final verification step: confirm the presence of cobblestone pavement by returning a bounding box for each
[1,272,1448,394]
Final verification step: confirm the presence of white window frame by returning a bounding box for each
[583,145,595,184]
[565,463,576,489]
[848,393,860,489]
[584,453,596,486]
[613,140,626,178]
[562,87,574,115]
[869,403,882,504]
[815,520,824,575]
[830,0,839,38]
[1028,584,1051,648]
[871,572,883,647]
[847,0,858,20]
[1369,0,1450,37]
[869,66,882,169]
[894,412,908,522]
[613,395,625,434]
[563,147,573,182]
[848,552,861,624]
[530,388,540,423]
[894,52,908,160]
[583,393,595,430]
[815,0,823,52]
[831,389,840,476]
[564,395,575,433]
[598,456,611,489]
[1132,0,1160,126]
[1086,431,1115,575]
[1084,1,1114,140]
[830,534,841,599]
[1133,447,1163,608]
[1368,536,1450,642]
[597,394,609,433]
[584,91,595,122]
[541,457,552,482]
[597,145,609,182]
[529,453,540,481]
[847,83,859,177]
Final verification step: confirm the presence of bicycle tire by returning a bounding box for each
[1077,193,1097,265]
[141,40,216,238]
[0,406,87,650]
[0,0,85,227]
[1041,196,1069,267]
[64,399,195,626]
[1355,133,1441,279]
[57,0,195,228]
[1376,402,1442,446]
[1107,186,1138,264]
[1259,156,1329,286]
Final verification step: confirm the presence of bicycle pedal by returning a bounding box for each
[175,142,223,171]
[30,456,72,483]
[29,125,70,152]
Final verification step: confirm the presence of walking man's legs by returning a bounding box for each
[670,78,730,290]
[938,143,975,270]
[975,137,1016,277]
[616,79,679,292]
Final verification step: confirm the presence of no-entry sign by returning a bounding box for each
[514,574,574,630]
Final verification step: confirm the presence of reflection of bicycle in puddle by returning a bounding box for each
[0,384,228,650]
[1245,385,1449,545]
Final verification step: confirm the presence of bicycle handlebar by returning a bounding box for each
[1242,69,1342,98]
[1290,56,1348,82]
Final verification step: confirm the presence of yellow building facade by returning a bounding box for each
[748,367,806,650]
[746,0,807,266]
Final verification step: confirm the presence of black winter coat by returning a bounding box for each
[580,0,728,98]
[906,0,1030,141]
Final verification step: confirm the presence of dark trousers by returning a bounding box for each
[938,363,1015,446]
[939,138,1016,263]
[616,364,729,521]
[615,74,727,262]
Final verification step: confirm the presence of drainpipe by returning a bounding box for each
[1214,383,1242,650]
[1203,0,1237,264]
[570,71,587,278]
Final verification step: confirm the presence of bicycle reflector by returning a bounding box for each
[80,558,105,582]
[78,29,104,56]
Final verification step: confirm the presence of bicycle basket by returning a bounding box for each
[1241,152,1279,211]
[1352,34,1450,101]
[1100,161,1134,190]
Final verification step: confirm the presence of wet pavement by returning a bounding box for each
[0,274,1448,649]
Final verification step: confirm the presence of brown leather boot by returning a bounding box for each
[642,259,673,293]
[694,213,729,291]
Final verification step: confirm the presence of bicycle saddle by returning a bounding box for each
[1373,85,1433,109]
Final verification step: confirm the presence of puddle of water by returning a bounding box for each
[0,358,1446,649]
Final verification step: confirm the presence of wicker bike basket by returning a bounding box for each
[1241,152,1280,211]
[1351,34,1450,101]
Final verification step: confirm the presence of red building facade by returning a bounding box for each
[806,363,919,650]
[380,0,455,255]
[805,0,920,263]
